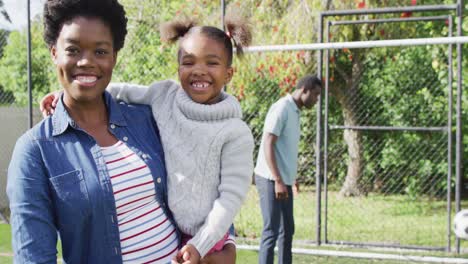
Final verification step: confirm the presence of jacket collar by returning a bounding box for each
[52,91,127,136]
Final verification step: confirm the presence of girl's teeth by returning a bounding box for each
[193,82,208,88]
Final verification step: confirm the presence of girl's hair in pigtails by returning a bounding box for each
[160,13,251,66]
[160,17,198,43]
[224,13,252,58]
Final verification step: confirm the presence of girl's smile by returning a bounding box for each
[178,33,233,105]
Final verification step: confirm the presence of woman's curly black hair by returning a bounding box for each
[43,0,128,51]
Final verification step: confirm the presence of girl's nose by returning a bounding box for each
[192,65,206,76]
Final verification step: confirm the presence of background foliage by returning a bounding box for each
[0,0,466,197]
[0,0,467,252]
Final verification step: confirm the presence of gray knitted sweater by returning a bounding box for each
[108,80,254,257]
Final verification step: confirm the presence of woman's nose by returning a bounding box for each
[77,52,95,67]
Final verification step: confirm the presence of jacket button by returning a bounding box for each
[123,136,128,142]
[157,177,161,184]
[142,154,148,159]
[110,124,116,129]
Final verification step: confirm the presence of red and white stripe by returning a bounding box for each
[101,141,178,263]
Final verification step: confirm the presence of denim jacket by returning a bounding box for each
[7,92,177,264]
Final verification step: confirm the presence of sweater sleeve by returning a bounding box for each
[187,122,254,257]
[107,80,177,105]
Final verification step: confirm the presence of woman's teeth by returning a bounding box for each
[76,76,97,83]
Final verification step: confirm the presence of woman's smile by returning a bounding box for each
[73,74,100,87]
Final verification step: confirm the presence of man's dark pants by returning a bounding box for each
[256,175,295,264]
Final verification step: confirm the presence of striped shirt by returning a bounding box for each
[101,141,178,264]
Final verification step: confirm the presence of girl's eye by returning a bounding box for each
[181,61,194,66]
[207,61,219,65]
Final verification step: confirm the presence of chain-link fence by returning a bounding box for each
[324,44,454,250]
[0,0,466,256]
[0,27,21,223]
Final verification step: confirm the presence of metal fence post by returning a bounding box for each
[315,12,323,247]
[455,0,464,254]
[27,0,32,128]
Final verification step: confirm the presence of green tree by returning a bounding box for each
[0,0,465,198]
[0,0,11,23]
[0,23,55,106]
[323,0,466,196]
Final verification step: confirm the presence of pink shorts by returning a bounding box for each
[181,232,229,254]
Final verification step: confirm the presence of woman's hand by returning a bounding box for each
[40,91,61,118]
[200,243,236,264]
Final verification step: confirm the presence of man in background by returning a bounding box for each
[255,74,322,264]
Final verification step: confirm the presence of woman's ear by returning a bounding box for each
[50,46,58,65]
[112,51,118,67]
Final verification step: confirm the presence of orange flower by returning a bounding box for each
[238,85,245,99]
[401,12,412,18]
[269,66,275,74]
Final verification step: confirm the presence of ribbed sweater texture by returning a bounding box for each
[108,80,254,257]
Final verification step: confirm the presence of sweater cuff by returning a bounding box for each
[187,233,220,258]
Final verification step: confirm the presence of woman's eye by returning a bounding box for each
[181,61,194,65]
[65,48,79,55]
[96,49,109,55]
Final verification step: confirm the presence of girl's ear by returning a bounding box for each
[225,66,234,84]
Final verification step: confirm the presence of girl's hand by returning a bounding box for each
[40,91,61,118]
[201,243,236,264]
[172,244,201,264]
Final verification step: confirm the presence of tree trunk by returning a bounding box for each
[332,52,365,197]
[339,98,363,196]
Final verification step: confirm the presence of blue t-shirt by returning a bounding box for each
[254,94,301,186]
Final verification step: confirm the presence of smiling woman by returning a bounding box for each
[6,0,183,263]
[50,17,117,108]
[48,17,119,148]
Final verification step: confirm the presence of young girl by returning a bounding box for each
[42,15,254,264]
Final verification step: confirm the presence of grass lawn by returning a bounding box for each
[0,224,10,253]
[0,244,438,264]
[235,186,468,249]
[236,249,426,264]
[0,256,13,264]
[1,187,467,263]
